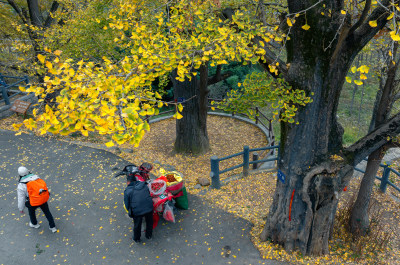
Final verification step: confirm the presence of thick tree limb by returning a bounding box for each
[348,0,371,35]
[6,0,28,25]
[349,0,399,50]
[207,65,233,86]
[344,111,400,166]
[44,1,59,28]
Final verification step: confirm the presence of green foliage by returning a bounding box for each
[217,71,312,123]
[45,0,120,60]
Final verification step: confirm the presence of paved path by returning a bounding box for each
[0,130,288,265]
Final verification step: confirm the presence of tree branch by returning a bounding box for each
[254,36,288,78]
[44,1,59,28]
[344,111,400,166]
[6,0,27,25]
[207,65,233,86]
[350,0,399,49]
[348,0,371,35]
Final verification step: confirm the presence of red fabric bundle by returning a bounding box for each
[165,181,184,195]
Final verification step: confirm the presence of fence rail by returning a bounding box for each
[210,145,279,189]
[210,144,400,195]
[143,97,276,166]
[0,74,30,105]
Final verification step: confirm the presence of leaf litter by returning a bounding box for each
[1,114,400,264]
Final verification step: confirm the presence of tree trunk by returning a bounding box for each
[27,0,44,27]
[357,82,365,137]
[259,0,399,255]
[350,147,383,234]
[259,39,356,255]
[171,65,210,155]
[350,42,399,235]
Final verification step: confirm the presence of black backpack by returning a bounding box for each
[125,181,153,217]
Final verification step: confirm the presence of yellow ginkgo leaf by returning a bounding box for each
[45,61,53,69]
[105,141,114,147]
[53,50,62,56]
[341,10,346,15]
[301,24,310,30]
[345,76,352,83]
[37,54,45,64]
[178,104,183,112]
[369,20,377,27]
[391,34,400,41]
[387,12,394,20]
[176,112,183,119]
[360,73,367,80]
[354,80,363,86]
[287,18,292,27]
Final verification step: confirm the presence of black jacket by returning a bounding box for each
[124,181,153,217]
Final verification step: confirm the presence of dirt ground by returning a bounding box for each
[1,114,400,265]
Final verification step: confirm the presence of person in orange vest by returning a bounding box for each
[17,166,57,233]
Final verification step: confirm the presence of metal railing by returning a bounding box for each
[210,144,280,189]
[354,161,400,193]
[0,74,30,105]
[210,144,400,194]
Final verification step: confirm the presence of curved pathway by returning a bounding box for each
[0,130,288,265]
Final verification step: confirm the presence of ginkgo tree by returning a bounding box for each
[15,0,310,151]
[13,0,400,257]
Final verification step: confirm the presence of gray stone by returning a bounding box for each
[198,177,210,186]
[194,184,202,189]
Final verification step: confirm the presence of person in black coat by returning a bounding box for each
[124,176,153,243]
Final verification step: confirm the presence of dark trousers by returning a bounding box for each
[133,211,153,241]
[25,201,55,228]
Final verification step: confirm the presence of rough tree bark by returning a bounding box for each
[350,43,400,235]
[171,64,233,155]
[259,0,400,255]
[171,65,210,155]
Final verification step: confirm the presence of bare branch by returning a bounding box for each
[348,0,372,35]
[344,111,400,166]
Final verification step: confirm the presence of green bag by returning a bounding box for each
[175,187,188,210]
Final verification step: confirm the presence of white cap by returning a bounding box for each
[18,166,29,177]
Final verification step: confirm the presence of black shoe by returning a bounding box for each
[133,238,141,243]
[145,235,152,240]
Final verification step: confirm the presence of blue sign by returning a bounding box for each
[277,169,285,183]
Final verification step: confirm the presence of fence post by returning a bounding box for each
[1,85,10,105]
[252,152,259,170]
[277,142,281,166]
[243,145,249,177]
[255,107,259,124]
[211,156,221,189]
[380,164,391,193]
